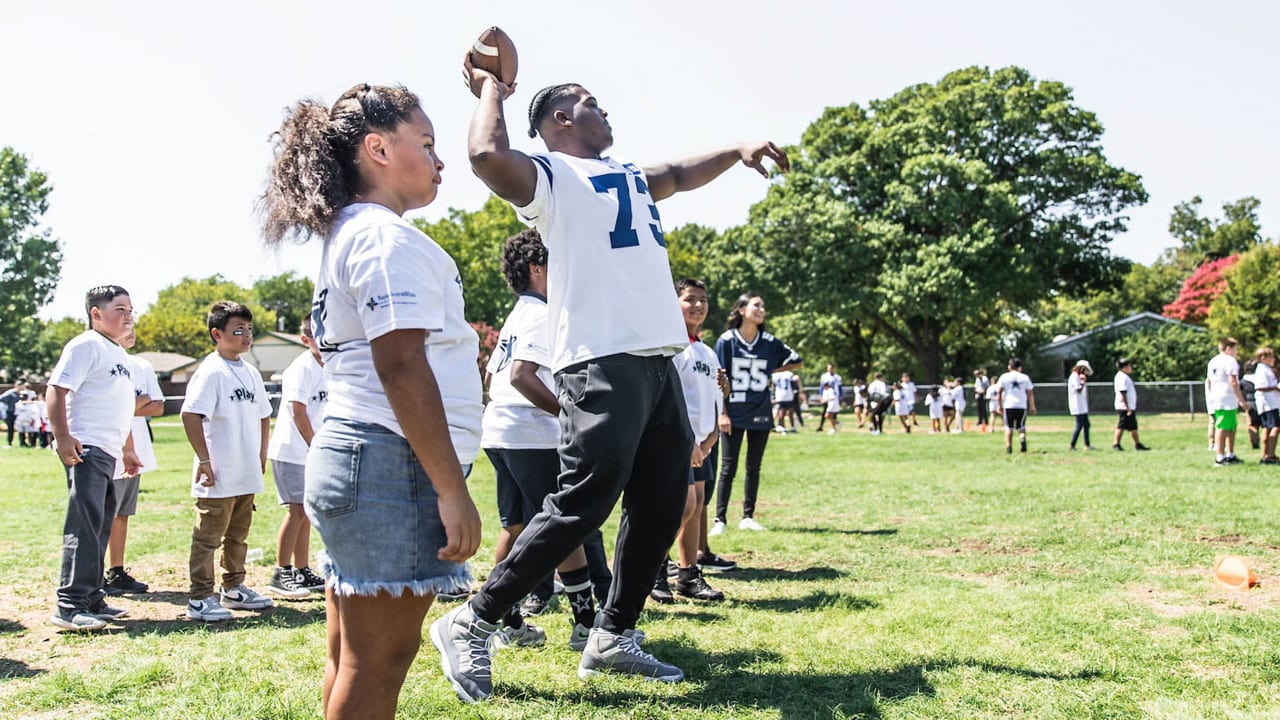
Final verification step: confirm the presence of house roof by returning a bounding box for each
[1039,312,1203,353]
[135,351,198,373]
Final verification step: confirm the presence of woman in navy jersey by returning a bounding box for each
[711,293,801,535]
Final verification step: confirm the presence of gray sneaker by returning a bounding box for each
[221,584,274,610]
[577,627,683,682]
[571,613,645,652]
[51,607,107,631]
[429,601,499,703]
[187,595,233,622]
[492,620,546,652]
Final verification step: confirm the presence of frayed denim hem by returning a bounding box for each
[318,551,472,598]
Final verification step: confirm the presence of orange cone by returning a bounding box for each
[1214,555,1259,589]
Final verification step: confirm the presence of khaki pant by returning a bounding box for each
[189,494,255,599]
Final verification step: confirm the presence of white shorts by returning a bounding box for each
[826,399,840,414]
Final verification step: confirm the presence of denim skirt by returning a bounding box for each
[305,418,471,597]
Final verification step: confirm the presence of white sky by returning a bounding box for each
[4,0,1277,320]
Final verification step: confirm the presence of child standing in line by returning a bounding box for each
[181,301,275,622]
[926,387,944,434]
[655,278,728,602]
[893,382,911,433]
[265,315,328,598]
[951,377,966,433]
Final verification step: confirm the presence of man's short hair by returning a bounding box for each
[1117,357,1132,370]
[207,301,253,343]
[1220,337,1239,351]
[1008,357,1023,370]
[85,285,129,323]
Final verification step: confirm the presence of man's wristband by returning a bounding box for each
[198,459,210,465]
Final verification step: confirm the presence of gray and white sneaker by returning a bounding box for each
[221,584,274,610]
[578,627,682,682]
[429,601,499,703]
[51,607,107,631]
[88,601,130,621]
[268,567,310,599]
[492,620,546,652]
[187,595,233,622]
[571,612,646,651]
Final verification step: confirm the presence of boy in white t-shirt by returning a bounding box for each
[1253,347,1280,464]
[47,285,142,631]
[264,315,328,598]
[659,279,729,602]
[104,331,165,597]
[1207,338,1248,466]
[995,358,1036,453]
[181,302,274,621]
[1112,358,1149,451]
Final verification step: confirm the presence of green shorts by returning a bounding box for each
[1213,409,1238,432]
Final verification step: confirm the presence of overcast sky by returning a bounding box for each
[4,0,1276,320]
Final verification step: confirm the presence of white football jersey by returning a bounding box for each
[513,152,688,372]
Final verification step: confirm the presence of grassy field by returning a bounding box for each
[2,414,1279,719]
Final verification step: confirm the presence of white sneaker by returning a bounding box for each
[827,429,836,436]
[739,517,766,531]
[220,584,274,610]
[708,519,726,537]
[187,595,233,622]
[774,425,787,434]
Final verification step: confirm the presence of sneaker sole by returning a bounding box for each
[648,592,674,604]
[221,600,273,610]
[698,564,736,573]
[577,665,683,682]
[428,617,486,704]
[186,611,232,622]
[267,587,311,599]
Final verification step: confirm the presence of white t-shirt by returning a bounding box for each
[986,384,1000,410]
[1255,362,1280,413]
[852,384,867,406]
[1067,372,1089,416]
[267,350,328,465]
[867,379,889,403]
[674,339,722,442]
[1206,352,1241,411]
[313,203,483,463]
[772,370,797,404]
[181,354,272,498]
[48,330,136,459]
[901,381,918,404]
[1114,371,1137,411]
[114,355,163,478]
[926,393,944,419]
[894,389,912,415]
[513,152,688,372]
[951,384,966,411]
[481,293,559,450]
[996,371,1034,409]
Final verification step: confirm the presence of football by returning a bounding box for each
[470,26,518,86]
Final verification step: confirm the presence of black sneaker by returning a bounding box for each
[697,552,737,573]
[1226,455,1245,464]
[1020,438,1027,453]
[519,594,551,617]
[1134,443,1151,451]
[294,566,326,592]
[665,557,679,578]
[1112,444,1124,451]
[650,572,673,604]
[104,567,149,595]
[675,567,725,602]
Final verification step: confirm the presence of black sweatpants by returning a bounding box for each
[715,427,771,522]
[485,447,612,604]
[472,354,693,634]
[57,446,120,612]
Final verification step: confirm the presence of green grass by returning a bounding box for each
[2,415,1280,718]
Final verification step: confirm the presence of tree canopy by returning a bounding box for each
[0,148,62,355]
[1207,242,1280,352]
[1169,196,1263,261]
[416,195,526,328]
[253,271,314,334]
[134,275,275,358]
[741,66,1147,382]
